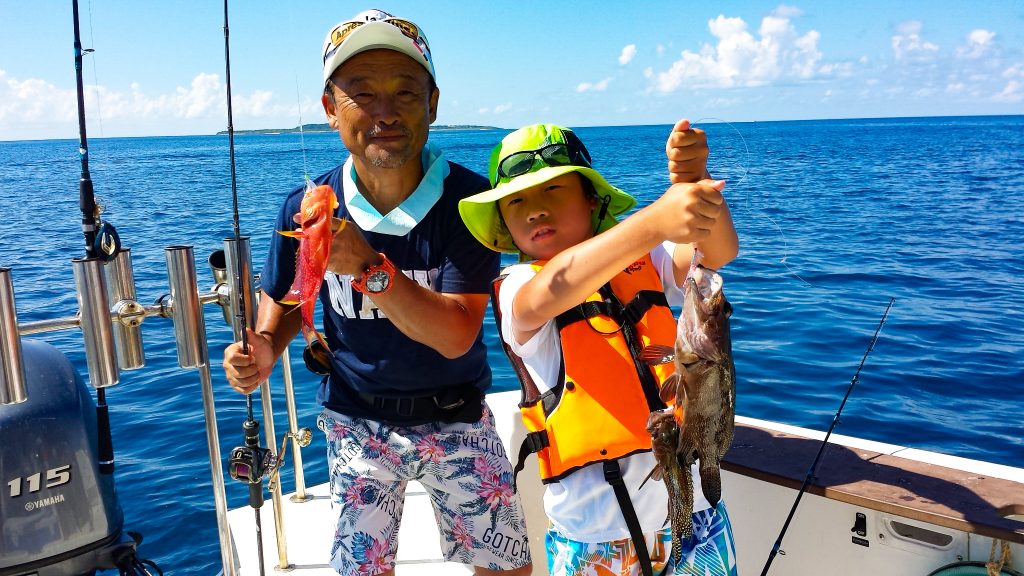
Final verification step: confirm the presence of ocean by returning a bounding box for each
[0,116,1022,574]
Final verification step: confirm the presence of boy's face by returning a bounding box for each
[498,172,598,260]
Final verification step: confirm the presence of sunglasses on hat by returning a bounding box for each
[493,140,592,186]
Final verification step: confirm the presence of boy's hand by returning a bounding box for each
[666,119,709,183]
[653,179,726,244]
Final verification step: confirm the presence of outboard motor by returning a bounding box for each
[0,340,139,576]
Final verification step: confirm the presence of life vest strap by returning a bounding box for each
[555,289,669,331]
[512,430,550,492]
[603,460,654,576]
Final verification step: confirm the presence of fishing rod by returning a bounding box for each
[71,2,164,574]
[219,2,271,575]
[73,0,123,477]
[759,297,896,576]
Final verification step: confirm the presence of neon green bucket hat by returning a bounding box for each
[459,124,636,253]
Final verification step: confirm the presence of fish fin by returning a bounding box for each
[638,464,662,490]
[277,229,305,238]
[640,344,675,365]
[673,385,687,428]
[280,300,304,313]
[659,373,680,404]
[332,217,348,236]
[313,329,330,352]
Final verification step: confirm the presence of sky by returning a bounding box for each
[1,1,1022,141]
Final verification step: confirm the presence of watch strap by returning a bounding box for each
[352,253,397,295]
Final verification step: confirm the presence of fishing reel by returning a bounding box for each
[228,419,277,486]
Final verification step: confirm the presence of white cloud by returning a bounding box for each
[478,107,489,114]
[653,12,823,92]
[956,29,996,59]
[891,21,939,62]
[619,44,637,66]
[493,103,512,114]
[656,44,666,57]
[993,80,1022,102]
[576,77,613,92]
[994,64,1024,102]
[643,67,654,79]
[0,69,294,139]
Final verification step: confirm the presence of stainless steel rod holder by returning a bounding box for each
[223,237,255,341]
[165,246,207,368]
[207,249,233,326]
[0,268,27,405]
[106,248,145,370]
[197,362,238,576]
[281,347,310,502]
[260,379,290,570]
[72,257,120,388]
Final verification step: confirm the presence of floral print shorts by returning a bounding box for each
[318,403,531,575]
[545,500,737,576]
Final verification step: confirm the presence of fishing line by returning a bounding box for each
[296,77,310,182]
[221,2,268,575]
[759,297,896,576]
[694,117,815,289]
[85,0,104,138]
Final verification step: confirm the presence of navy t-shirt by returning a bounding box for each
[261,161,499,421]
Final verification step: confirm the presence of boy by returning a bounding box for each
[458,123,739,576]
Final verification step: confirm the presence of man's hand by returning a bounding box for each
[326,217,380,277]
[666,119,709,184]
[222,328,275,394]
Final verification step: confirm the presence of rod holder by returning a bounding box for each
[0,268,27,405]
[165,246,207,368]
[73,257,120,388]
[106,248,145,370]
[223,237,256,342]
[208,249,233,326]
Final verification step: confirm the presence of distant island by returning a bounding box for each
[217,123,500,135]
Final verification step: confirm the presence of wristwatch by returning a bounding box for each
[352,253,397,295]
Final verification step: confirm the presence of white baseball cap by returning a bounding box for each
[321,9,435,84]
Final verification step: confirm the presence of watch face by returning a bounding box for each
[366,270,390,293]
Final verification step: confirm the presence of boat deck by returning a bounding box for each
[227,393,1024,575]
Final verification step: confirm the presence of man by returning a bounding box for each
[222,10,531,575]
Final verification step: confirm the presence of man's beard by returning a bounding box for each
[365,125,416,169]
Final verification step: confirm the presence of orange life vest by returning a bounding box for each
[491,254,678,484]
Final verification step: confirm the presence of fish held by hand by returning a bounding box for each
[641,262,736,546]
[277,180,344,352]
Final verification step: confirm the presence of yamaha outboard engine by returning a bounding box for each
[0,340,138,576]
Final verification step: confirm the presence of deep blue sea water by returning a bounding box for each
[1,116,1022,574]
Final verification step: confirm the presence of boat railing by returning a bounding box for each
[0,239,310,576]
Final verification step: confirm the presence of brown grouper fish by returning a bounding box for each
[277,180,343,351]
[643,261,736,561]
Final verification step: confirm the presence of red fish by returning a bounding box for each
[277,180,343,351]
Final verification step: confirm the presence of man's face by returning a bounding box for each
[322,49,438,170]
